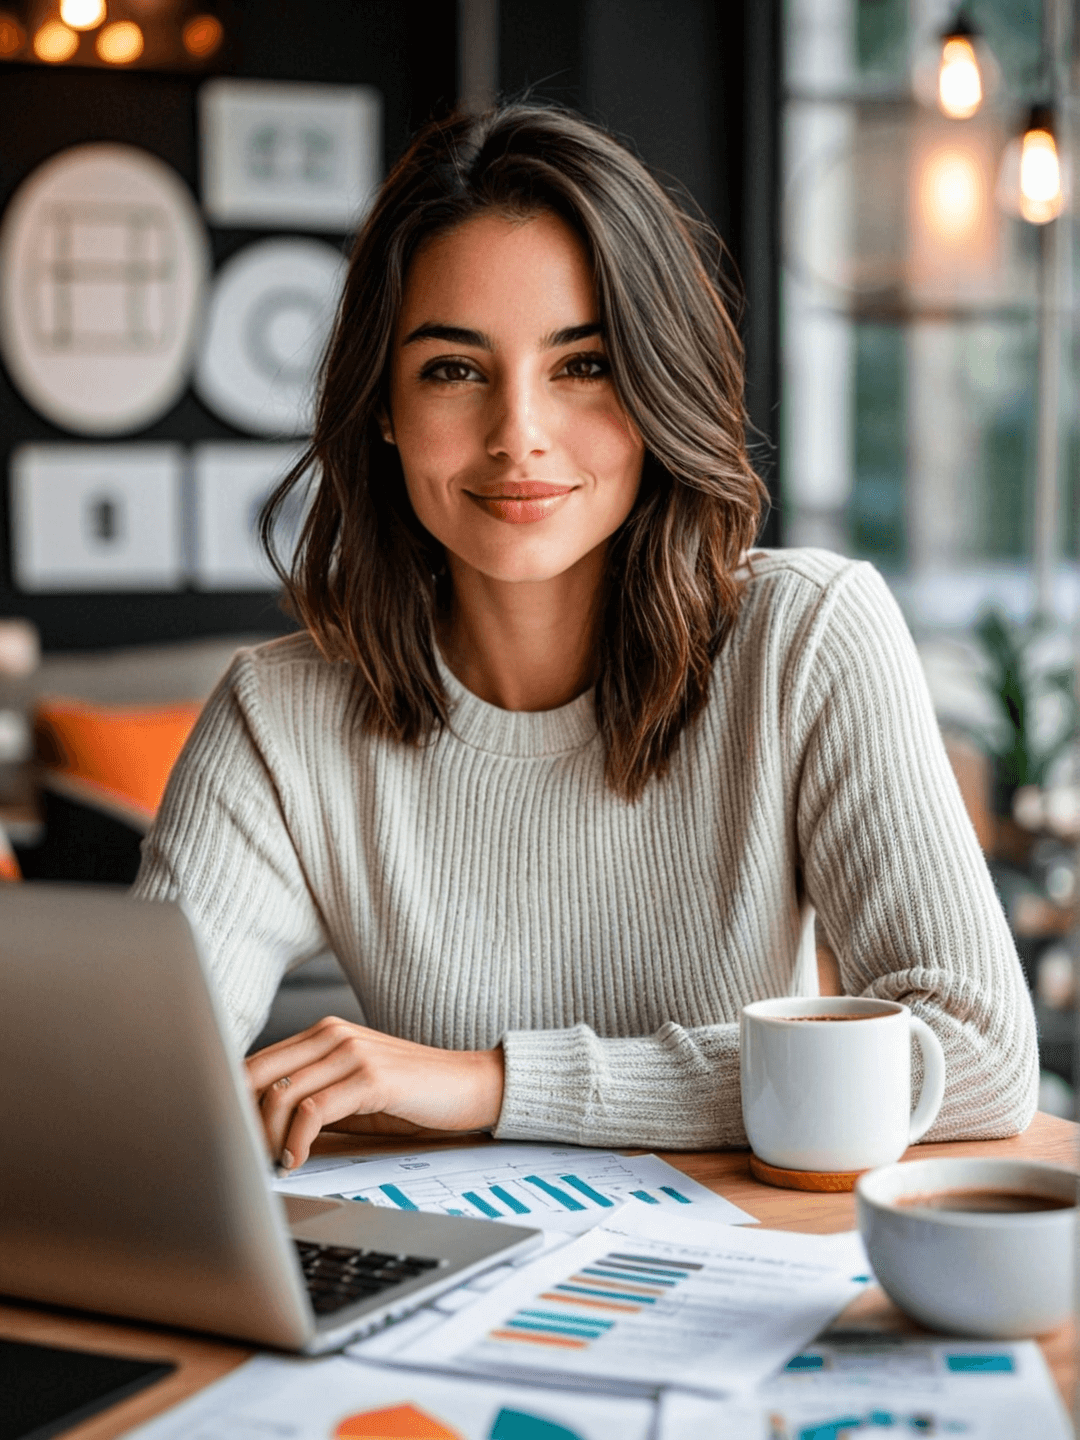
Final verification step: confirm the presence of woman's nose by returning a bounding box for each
[485,374,552,463]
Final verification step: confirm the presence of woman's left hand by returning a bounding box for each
[244,1016,505,1171]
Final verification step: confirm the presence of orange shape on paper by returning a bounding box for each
[335,1403,465,1439]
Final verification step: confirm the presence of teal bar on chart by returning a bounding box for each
[524,1175,586,1211]
[946,1354,1014,1374]
[554,1282,657,1304]
[630,1189,659,1204]
[464,1190,501,1218]
[660,1185,691,1204]
[560,1174,614,1207]
[491,1185,530,1214]
[380,1183,418,1210]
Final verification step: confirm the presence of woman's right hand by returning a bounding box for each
[244,1015,506,1171]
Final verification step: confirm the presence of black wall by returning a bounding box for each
[0,0,456,650]
[0,0,780,652]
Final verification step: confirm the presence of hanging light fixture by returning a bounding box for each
[937,11,984,120]
[0,11,24,55]
[182,13,222,58]
[96,18,143,63]
[913,8,998,120]
[59,0,106,30]
[997,104,1067,225]
[1018,104,1064,224]
[33,19,79,62]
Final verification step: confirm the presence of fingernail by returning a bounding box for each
[281,1149,295,1171]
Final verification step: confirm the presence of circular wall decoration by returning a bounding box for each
[194,237,344,437]
[0,143,209,435]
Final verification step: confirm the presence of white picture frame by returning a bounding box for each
[11,443,184,592]
[199,79,382,231]
[0,144,208,436]
[194,238,344,437]
[192,441,307,590]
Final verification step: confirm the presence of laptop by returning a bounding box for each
[0,885,540,1353]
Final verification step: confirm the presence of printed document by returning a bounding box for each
[124,1353,655,1440]
[274,1142,755,1232]
[378,1206,871,1396]
[658,1335,1072,1440]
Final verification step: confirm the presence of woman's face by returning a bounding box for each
[386,210,645,586]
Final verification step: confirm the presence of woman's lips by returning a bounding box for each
[466,483,576,524]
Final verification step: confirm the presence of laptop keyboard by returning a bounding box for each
[295,1240,442,1316]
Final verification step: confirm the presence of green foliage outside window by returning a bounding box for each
[974,610,1078,808]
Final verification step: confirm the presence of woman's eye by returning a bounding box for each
[559,352,610,381]
[421,358,484,383]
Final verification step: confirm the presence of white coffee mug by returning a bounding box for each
[740,996,946,1172]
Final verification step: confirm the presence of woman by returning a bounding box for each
[134,104,1037,1171]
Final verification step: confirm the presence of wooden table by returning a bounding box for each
[2,1111,1075,1438]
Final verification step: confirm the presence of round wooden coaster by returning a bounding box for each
[749,1152,867,1192]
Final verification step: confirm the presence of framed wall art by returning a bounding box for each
[11,443,184,592]
[199,79,382,231]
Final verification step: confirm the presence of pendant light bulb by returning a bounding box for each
[938,34,983,118]
[1019,121,1064,224]
[59,0,106,29]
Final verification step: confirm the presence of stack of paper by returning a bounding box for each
[125,1142,1073,1440]
[127,1336,1071,1440]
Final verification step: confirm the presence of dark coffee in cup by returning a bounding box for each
[896,1188,1073,1214]
[778,1013,881,1022]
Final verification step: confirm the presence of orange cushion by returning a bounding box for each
[0,825,19,881]
[35,698,203,823]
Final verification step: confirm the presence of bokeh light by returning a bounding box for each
[182,14,222,58]
[937,37,982,121]
[1019,128,1064,225]
[96,19,143,63]
[0,12,24,55]
[33,20,79,62]
[919,147,984,243]
[60,0,107,30]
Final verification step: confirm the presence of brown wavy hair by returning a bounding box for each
[262,102,767,801]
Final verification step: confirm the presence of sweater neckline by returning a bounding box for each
[434,648,598,757]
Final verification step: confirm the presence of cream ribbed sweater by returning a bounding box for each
[133,548,1038,1148]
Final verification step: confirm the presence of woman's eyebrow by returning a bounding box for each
[542,322,603,348]
[401,321,604,350]
[402,323,493,348]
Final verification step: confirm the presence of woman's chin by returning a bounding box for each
[449,539,602,588]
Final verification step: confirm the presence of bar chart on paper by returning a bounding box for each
[274,1144,755,1232]
[391,1213,870,1397]
[123,1354,655,1440]
[657,1338,1074,1440]
[488,1248,702,1352]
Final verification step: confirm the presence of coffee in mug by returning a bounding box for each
[740,997,946,1173]
[895,1189,1073,1214]
[777,1013,877,1022]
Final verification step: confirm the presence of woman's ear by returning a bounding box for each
[376,408,396,446]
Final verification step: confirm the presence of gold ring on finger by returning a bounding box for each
[274,1075,292,1090]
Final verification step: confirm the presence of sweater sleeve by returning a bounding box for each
[132,656,328,1052]
[495,562,1038,1149]
[794,563,1037,1140]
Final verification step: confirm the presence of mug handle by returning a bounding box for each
[908,1015,947,1143]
